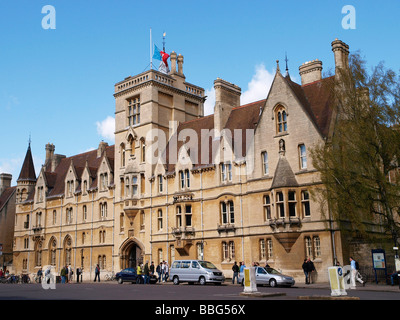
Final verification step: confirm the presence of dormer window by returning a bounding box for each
[100,173,108,191]
[67,180,74,197]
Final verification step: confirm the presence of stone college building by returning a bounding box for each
[9,39,354,282]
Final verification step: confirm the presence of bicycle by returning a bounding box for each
[105,272,116,281]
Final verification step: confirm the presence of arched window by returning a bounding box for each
[276,106,287,133]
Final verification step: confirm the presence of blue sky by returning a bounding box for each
[1,0,399,185]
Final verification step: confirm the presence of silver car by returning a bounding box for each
[169,260,225,285]
[238,266,295,287]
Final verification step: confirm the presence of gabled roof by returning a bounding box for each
[0,186,16,211]
[45,145,115,198]
[164,100,264,173]
[271,156,299,189]
[17,144,36,183]
[283,75,335,138]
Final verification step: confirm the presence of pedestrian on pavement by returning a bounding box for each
[60,265,67,284]
[144,261,150,284]
[76,267,81,283]
[232,261,239,284]
[137,264,143,283]
[68,265,73,283]
[240,261,246,273]
[302,259,310,284]
[164,261,169,282]
[161,261,166,282]
[350,257,364,287]
[307,258,316,284]
[37,268,43,283]
[94,264,100,282]
[150,261,155,276]
[156,263,162,283]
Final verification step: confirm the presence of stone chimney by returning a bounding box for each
[170,51,177,74]
[331,39,350,72]
[0,173,12,195]
[45,143,55,168]
[299,60,323,85]
[177,54,184,76]
[214,78,241,133]
[97,141,109,158]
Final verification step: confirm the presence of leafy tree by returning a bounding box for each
[311,53,400,249]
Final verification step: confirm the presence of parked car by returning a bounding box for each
[169,260,225,285]
[115,268,158,284]
[238,266,295,287]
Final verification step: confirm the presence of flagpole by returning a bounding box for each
[150,28,153,70]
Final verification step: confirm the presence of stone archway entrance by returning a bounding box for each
[120,238,144,269]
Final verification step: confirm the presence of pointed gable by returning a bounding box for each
[17,144,36,182]
[271,157,298,189]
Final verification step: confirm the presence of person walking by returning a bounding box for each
[350,257,364,288]
[161,261,166,282]
[302,259,309,284]
[137,264,143,283]
[240,261,246,273]
[68,265,73,283]
[156,263,162,283]
[232,261,239,284]
[94,264,100,282]
[37,268,43,284]
[150,261,155,277]
[60,265,67,284]
[76,267,81,283]
[144,261,150,284]
[307,258,316,284]
[164,261,169,282]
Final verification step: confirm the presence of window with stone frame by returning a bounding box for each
[267,239,273,260]
[275,105,288,133]
[261,151,269,175]
[288,191,297,217]
[158,209,163,231]
[221,200,235,224]
[276,191,285,218]
[301,190,311,217]
[176,205,182,228]
[263,194,271,220]
[127,96,140,126]
[299,144,307,169]
[220,162,232,182]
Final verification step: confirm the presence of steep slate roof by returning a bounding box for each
[0,186,16,211]
[44,145,115,199]
[283,75,335,138]
[17,145,36,182]
[271,157,299,189]
[164,99,265,172]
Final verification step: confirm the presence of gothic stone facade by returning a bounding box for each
[12,40,353,282]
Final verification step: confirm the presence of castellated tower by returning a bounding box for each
[113,54,205,266]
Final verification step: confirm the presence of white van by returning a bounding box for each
[169,260,225,285]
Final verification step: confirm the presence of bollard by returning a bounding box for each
[328,266,347,296]
[243,267,257,293]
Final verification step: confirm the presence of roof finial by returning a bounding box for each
[285,52,290,78]
[276,60,280,73]
[28,133,31,149]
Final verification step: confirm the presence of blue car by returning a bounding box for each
[115,268,157,284]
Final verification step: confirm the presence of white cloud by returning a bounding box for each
[241,64,275,105]
[96,116,115,143]
[203,64,275,116]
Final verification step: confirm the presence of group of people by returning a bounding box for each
[135,260,169,284]
[231,261,271,284]
[0,268,10,278]
[155,260,169,283]
[302,258,316,284]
